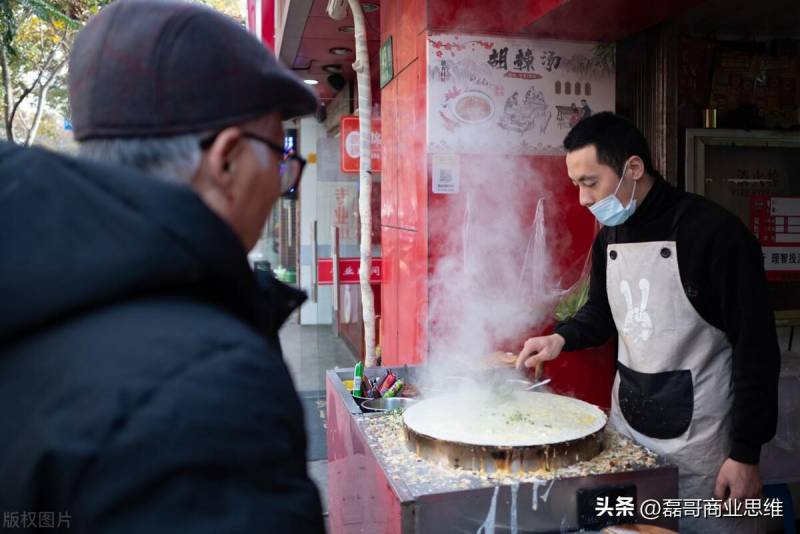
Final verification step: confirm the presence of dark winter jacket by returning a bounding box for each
[0,142,323,533]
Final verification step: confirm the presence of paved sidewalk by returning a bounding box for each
[280,320,356,393]
[279,319,356,532]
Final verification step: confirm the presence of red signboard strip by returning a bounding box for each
[318,258,382,285]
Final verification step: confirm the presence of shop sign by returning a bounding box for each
[380,36,393,88]
[318,257,382,284]
[751,196,800,280]
[340,115,381,173]
[427,33,615,155]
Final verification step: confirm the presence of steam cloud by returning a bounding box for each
[426,155,566,377]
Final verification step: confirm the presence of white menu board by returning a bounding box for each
[427,33,616,155]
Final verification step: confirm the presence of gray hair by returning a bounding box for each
[77,132,210,184]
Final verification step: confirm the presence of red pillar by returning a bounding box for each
[261,0,275,50]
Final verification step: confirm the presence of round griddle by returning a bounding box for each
[402,390,606,474]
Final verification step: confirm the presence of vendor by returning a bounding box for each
[517,112,780,533]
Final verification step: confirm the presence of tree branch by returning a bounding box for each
[9,33,60,128]
[25,53,67,146]
[0,44,14,142]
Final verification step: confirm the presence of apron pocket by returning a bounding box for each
[618,363,693,439]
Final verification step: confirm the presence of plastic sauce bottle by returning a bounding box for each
[382,379,404,398]
[352,361,364,396]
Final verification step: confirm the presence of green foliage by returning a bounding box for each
[194,0,244,21]
[0,0,115,144]
[553,276,590,322]
[0,4,15,56]
[593,43,616,74]
[1,1,84,56]
[0,0,242,146]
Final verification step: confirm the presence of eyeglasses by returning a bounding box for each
[199,131,306,198]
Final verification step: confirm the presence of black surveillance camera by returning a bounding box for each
[327,73,346,92]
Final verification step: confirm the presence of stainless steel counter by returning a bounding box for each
[326,366,679,533]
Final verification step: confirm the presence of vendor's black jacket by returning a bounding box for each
[0,142,324,533]
[555,177,781,465]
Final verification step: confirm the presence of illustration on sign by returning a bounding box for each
[498,86,550,134]
[555,98,593,130]
[428,34,614,154]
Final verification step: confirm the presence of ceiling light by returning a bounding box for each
[322,64,344,74]
[338,25,355,33]
[329,47,353,56]
[361,3,379,12]
[303,79,319,85]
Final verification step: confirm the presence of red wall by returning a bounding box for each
[427,0,565,34]
[380,0,428,365]
[261,0,275,50]
[425,0,705,42]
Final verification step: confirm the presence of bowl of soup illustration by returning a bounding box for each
[452,91,495,124]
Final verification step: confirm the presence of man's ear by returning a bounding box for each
[628,155,646,181]
[205,127,243,193]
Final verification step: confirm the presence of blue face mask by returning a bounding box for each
[589,159,637,226]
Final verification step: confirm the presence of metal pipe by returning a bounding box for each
[346,0,376,366]
[332,225,340,334]
[310,220,318,303]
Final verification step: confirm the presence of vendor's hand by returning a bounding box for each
[515,334,565,371]
[714,458,762,501]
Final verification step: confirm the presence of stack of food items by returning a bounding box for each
[356,369,404,399]
[350,363,421,402]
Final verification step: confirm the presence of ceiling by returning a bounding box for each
[279,0,382,102]
[278,0,800,103]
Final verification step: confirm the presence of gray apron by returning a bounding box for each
[606,220,762,533]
